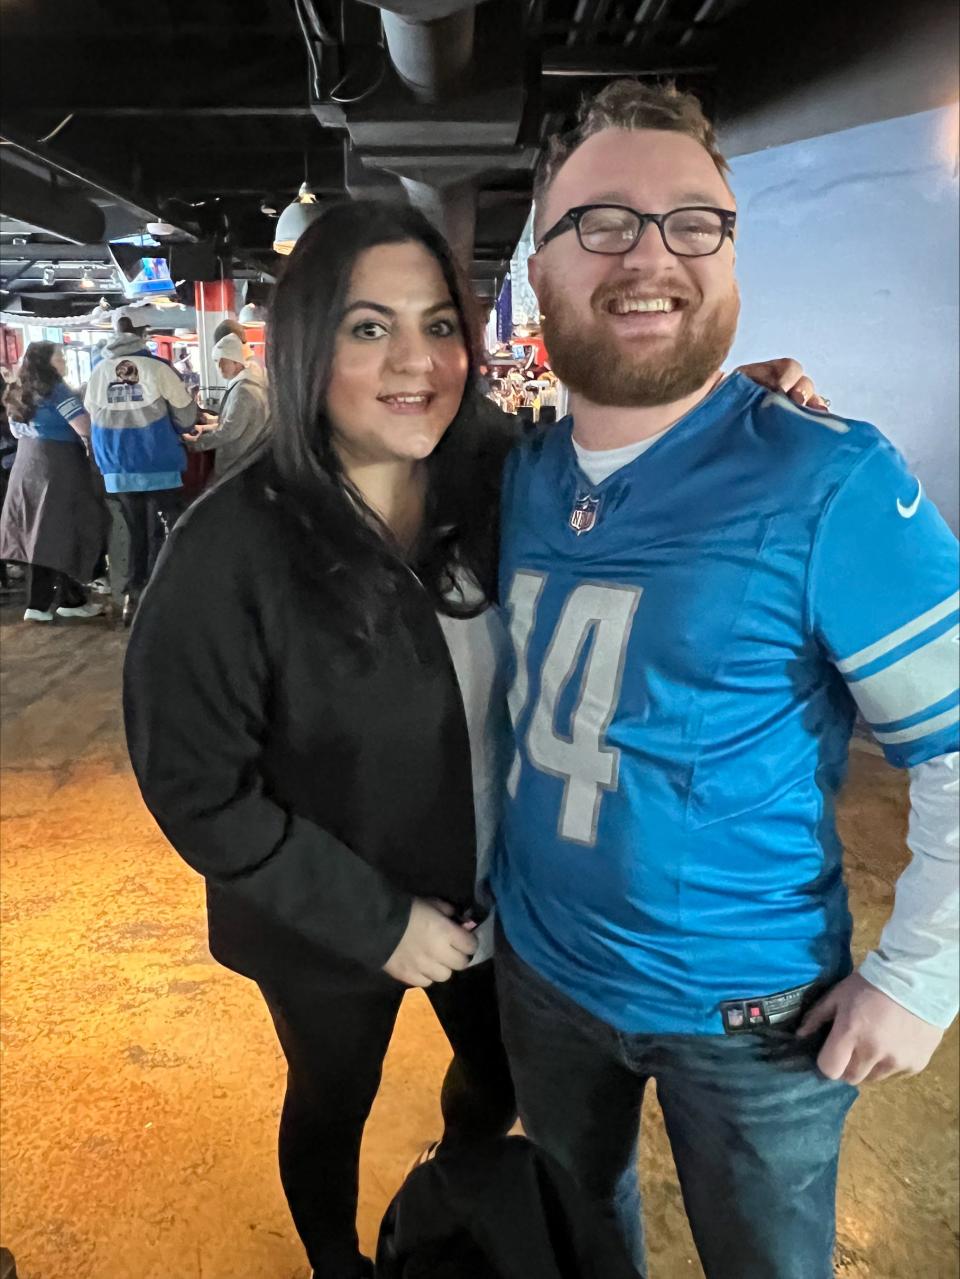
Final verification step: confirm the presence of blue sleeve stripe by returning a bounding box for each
[870,689,960,735]
[836,590,959,674]
[845,624,959,724]
[874,704,960,745]
[881,720,960,769]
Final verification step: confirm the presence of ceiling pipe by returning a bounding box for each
[380,7,476,103]
[360,1,485,265]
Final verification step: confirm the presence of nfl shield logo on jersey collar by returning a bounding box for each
[570,493,600,535]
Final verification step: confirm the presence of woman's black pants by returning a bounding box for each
[259,958,516,1278]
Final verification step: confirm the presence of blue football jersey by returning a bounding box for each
[493,373,959,1035]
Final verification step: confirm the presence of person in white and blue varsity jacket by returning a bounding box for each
[492,80,959,1279]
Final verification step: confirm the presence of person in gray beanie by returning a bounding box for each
[185,332,270,479]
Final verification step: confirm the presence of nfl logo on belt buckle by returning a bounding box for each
[569,494,600,535]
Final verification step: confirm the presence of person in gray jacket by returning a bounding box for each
[185,332,269,478]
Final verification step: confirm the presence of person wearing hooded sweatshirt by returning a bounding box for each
[84,306,196,624]
[184,332,270,480]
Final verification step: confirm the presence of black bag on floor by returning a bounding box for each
[375,1135,641,1279]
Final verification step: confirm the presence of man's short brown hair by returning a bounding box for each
[534,79,730,225]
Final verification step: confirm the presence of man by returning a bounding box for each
[492,80,959,1279]
[85,305,196,624]
[184,331,269,479]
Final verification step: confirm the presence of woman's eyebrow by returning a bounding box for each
[342,301,395,318]
[341,299,456,318]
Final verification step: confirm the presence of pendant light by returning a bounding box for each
[238,302,268,324]
[273,183,321,255]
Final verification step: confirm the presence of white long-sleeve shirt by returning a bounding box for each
[860,751,960,1027]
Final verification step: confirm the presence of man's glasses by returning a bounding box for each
[536,205,737,258]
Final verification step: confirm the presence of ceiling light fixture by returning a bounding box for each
[42,266,55,286]
[78,267,96,289]
[273,183,321,255]
[239,302,268,324]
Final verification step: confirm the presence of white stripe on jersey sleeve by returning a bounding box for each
[875,705,960,746]
[835,590,960,745]
[846,624,959,726]
[836,590,959,674]
[55,394,84,421]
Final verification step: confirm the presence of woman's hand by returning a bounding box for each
[383,897,478,987]
[735,358,831,411]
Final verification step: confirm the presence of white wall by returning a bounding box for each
[727,106,960,531]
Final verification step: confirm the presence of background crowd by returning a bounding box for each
[0,309,271,626]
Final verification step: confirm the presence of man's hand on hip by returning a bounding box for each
[798,971,945,1084]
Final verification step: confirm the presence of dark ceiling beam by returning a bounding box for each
[541,46,715,76]
[0,244,112,263]
[564,0,592,48]
[0,157,106,245]
[536,17,720,37]
[355,0,491,17]
[63,107,315,119]
[0,42,305,112]
[142,151,345,198]
[0,262,36,287]
[5,280,121,299]
[0,131,163,225]
[0,7,298,37]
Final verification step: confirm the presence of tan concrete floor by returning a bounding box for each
[0,596,958,1279]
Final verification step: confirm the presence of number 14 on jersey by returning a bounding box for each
[505,571,642,846]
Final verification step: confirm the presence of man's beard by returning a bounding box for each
[540,275,740,408]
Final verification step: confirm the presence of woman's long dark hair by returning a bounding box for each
[264,199,515,641]
[3,342,60,424]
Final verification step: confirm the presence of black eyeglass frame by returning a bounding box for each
[535,204,738,257]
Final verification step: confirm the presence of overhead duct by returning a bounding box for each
[379,7,476,103]
[350,0,492,265]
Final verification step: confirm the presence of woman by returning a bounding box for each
[0,343,108,622]
[124,199,821,1276]
[124,201,519,1279]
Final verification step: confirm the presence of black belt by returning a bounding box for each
[719,981,821,1035]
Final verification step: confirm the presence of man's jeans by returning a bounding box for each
[496,930,858,1279]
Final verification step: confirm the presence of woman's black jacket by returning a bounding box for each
[123,457,480,989]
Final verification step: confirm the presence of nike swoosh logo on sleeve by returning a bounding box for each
[897,479,923,519]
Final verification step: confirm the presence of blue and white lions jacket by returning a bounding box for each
[84,333,197,493]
